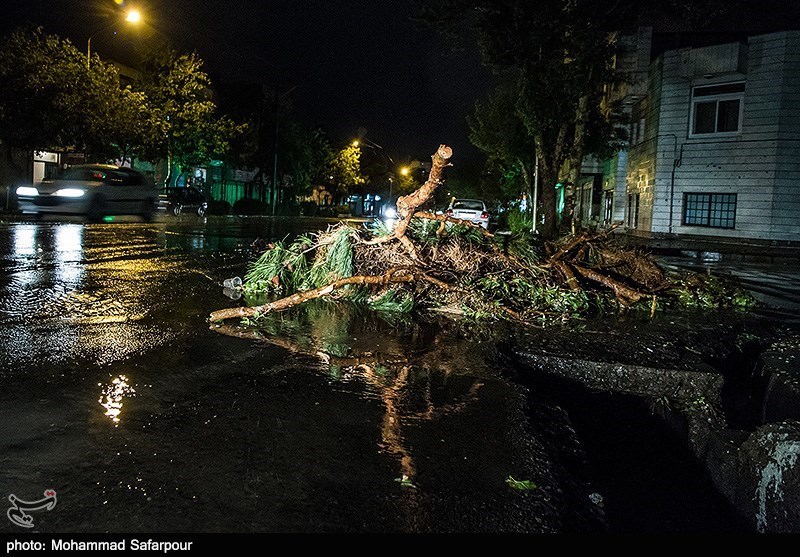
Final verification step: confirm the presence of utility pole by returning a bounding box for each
[532,157,539,234]
[271,85,298,216]
[271,98,278,216]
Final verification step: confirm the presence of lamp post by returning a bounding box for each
[87,9,141,69]
[354,137,399,212]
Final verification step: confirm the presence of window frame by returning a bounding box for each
[627,193,640,229]
[603,191,613,225]
[689,82,745,138]
[682,192,737,229]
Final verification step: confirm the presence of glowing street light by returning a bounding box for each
[87,8,142,69]
[125,9,141,23]
[400,167,410,176]
[352,140,360,147]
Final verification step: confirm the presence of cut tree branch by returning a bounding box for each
[209,268,416,322]
[571,264,646,305]
[362,145,453,255]
[414,212,494,238]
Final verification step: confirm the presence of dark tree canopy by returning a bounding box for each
[0,27,93,153]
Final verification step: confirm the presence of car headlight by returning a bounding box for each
[54,188,86,198]
[16,186,39,197]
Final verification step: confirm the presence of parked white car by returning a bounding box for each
[446,198,490,229]
[16,164,158,222]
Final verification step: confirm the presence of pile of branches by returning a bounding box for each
[209,145,752,324]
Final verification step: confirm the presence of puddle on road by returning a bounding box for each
[1,298,612,532]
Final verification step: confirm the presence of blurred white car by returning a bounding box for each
[446,198,490,229]
[16,164,158,222]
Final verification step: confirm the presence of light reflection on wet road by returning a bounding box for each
[0,217,577,533]
[0,217,743,533]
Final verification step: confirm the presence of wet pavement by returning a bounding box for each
[658,252,800,320]
[0,216,750,533]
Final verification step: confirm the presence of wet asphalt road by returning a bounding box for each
[0,216,741,533]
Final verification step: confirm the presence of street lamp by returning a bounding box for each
[87,8,142,69]
[353,136,401,208]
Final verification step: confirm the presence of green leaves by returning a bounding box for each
[326,144,367,196]
[0,28,245,171]
[395,475,417,489]
[244,235,313,295]
[243,225,355,297]
[0,27,94,152]
[669,272,756,310]
[137,49,245,174]
[368,289,414,313]
[505,476,537,491]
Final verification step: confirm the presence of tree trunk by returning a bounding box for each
[363,145,453,258]
[534,134,558,240]
[164,150,173,189]
[519,160,534,224]
[537,159,558,239]
[568,93,589,187]
[210,269,417,322]
[566,91,591,231]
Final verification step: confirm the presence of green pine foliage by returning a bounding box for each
[239,218,756,326]
[243,235,313,294]
[308,226,354,288]
[244,225,355,296]
[368,289,414,313]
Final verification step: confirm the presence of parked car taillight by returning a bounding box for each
[480,211,489,219]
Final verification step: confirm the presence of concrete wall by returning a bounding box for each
[772,32,800,240]
[624,57,665,235]
[646,31,800,242]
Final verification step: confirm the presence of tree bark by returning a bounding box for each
[534,119,574,240]
[164,149,173,188]
[536,156,558,239]
[568,93,590,188]
[363,145,453,255]
[570,263,646,305]
[209,269,416,322]
[413,211,494,238]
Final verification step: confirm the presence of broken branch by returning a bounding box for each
[571,264,647,305]
[362,145,453,255]
[209,268,416,322]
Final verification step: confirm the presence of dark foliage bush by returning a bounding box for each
[300,201,319,216]
[206,200,231,215]
[275,201,301,216]
[233,198,269,215]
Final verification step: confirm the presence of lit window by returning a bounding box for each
[683,193,736,228]
[690,82,744,136]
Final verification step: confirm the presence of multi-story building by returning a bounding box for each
[582,29,800,245]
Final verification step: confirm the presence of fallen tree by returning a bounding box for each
[210,144,754,325]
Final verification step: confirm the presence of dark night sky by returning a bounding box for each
[0,0,494,166]
[1,0,798,169]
